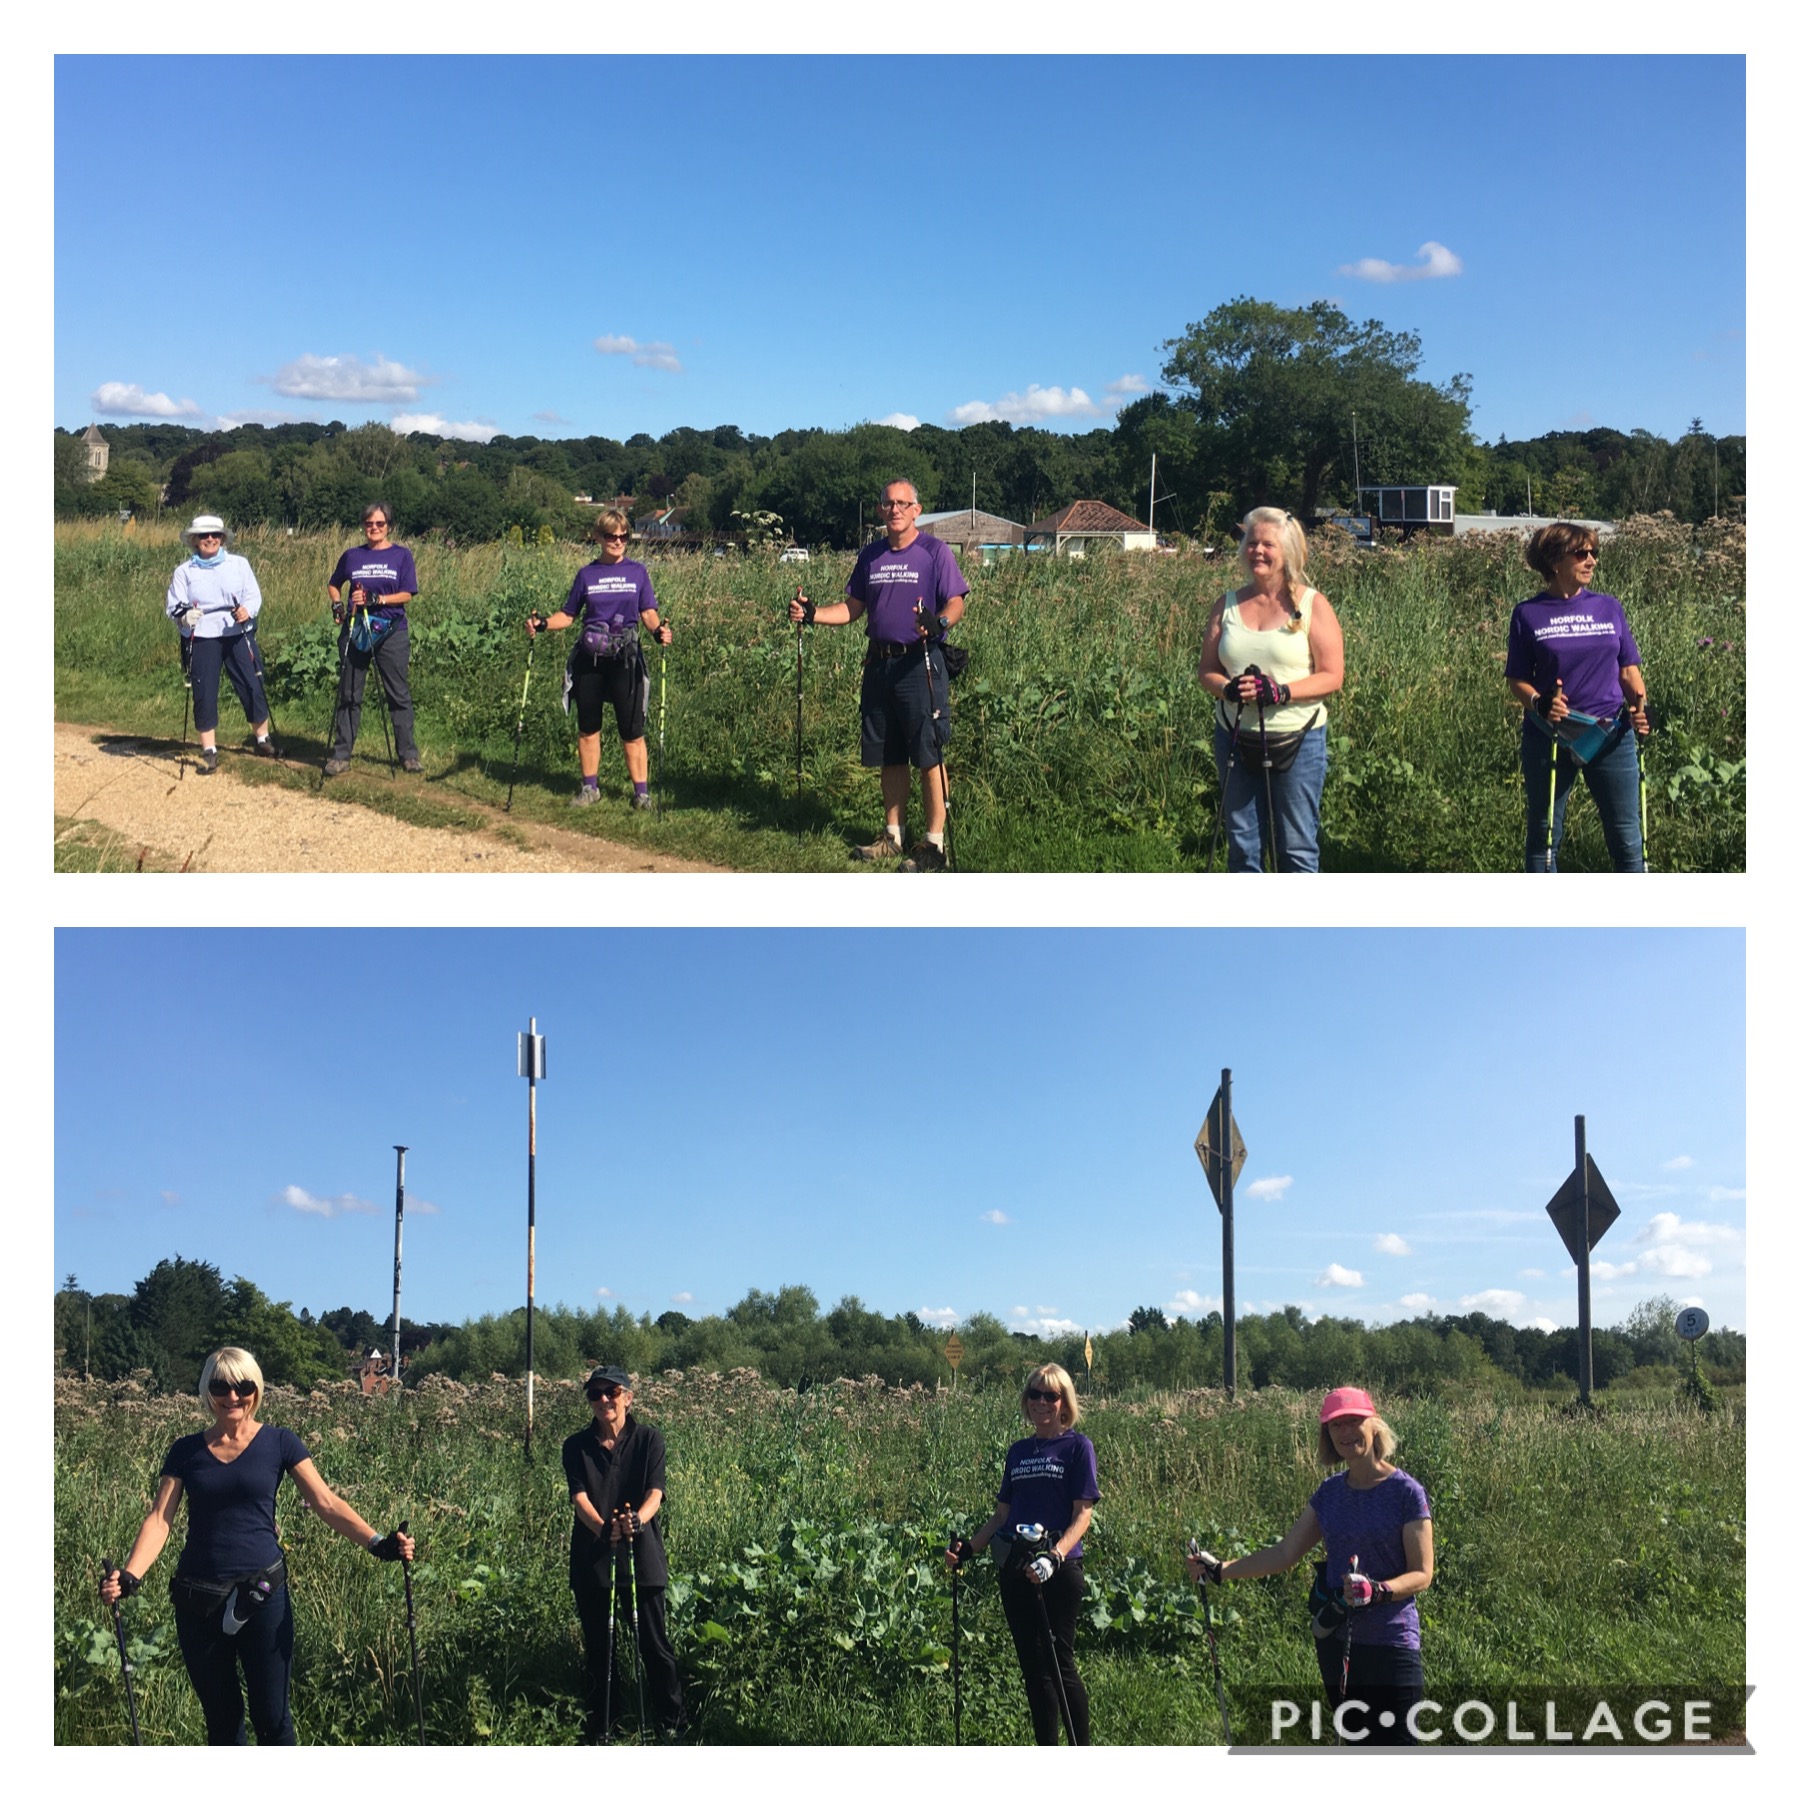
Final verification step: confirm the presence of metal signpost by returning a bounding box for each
[1544,1114,1620,1404]
[518,1020,547,1457]
[1194,1069,1247,1399]
[391,1145,408,1376]
[1675,1305,1710,1388]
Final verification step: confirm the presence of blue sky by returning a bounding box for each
[53,928,1746,1338]
[54,55,1745,448]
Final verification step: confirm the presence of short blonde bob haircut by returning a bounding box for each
[1021,1362,1082,1429]
[593,508,632,542]
[199,1346,265,1414]
[1317,1412,1397,1467]
[1238,506,1310,584]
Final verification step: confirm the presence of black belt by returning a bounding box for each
[867,640,922,661]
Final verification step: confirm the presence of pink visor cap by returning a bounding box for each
[1319,1386,1376,1424]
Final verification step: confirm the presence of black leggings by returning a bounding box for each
[998,1562,1090,1745]
[173,1584,296,1744]
[1314,1637,1425,1746]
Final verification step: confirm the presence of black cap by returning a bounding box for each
[584,1365,632,1395]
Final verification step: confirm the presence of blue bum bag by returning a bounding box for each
[1526,703,1629,766]
[349,610,397,654]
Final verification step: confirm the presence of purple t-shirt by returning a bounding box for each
[1504,589,1641,719]
[565,558,657,653]
[329,544,419,625]
[159,1424,311,1582]
[846,535,970,645]
[997,1430,1100,1559]
[1309,1468,1431,1650]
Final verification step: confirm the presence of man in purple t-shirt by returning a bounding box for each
[787,478,968,871]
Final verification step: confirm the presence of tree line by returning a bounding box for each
[56,1263,1744,1403]
[53,297,1745,547]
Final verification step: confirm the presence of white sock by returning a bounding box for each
[887,824,903,844]
[927,832,945,848]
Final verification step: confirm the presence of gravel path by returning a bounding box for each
[53,722,724,874]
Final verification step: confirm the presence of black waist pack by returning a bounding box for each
[1307,1560,1347,1641]
[171,1556,287,1627]
[939,641,969,680]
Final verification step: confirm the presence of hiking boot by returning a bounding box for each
[401,755,423,773]
[323,757,350,777]
[251,736,279,758]
[899,840,948,872]
[632,791,653,810]
[851,834,904,863]
[197,747,219,776]
[570,785,600,808]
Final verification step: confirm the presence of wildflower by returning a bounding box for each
[1699,637,1713,647]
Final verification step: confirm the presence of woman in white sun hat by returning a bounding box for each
[164,514,275,774]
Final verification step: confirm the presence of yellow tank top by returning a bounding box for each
[1215,587,1326,735]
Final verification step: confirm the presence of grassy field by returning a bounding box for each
[52,516,1746,872]
[54,1373,1745,1746]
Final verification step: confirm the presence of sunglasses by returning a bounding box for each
[1025,1387,1062,1405]
[599,532,629,542]
[588,1384,623,1400]
[208,1379,257,1400]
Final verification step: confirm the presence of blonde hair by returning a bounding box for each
[1021,1362,1081,1429]
[199,1346,265,1415]
[594,508,632,542]
[1317,1413,1397,1466]
[1238,507,1310,586]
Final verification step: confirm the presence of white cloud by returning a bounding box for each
[91,380,203,419]
[1021,1316,1082,1337]
[1105,374,1151,399]
[266,353,427,403]
[981,1209,1012,1226]
[1316,1263,1364,1289]
[594,334,682,373]
[1591,1212,1744,1282]
[272,1184,375,1219]
[1244,1175,1293,1202]
[914,1305,959,1326]
[875,412,921,430]
[216,408,311,428]
[407,1196,441,1215]
[1011,1306,1031,1318]
[1398,1292,1436,1311]
[595,1287,614,1298]
[950,384,1106,426]
[1706,1185,1746,1203]
[670,1291,694,1304]
[1523,1317,1559,1332]
[1338,240,1464,283]
[1460,1288,1527,1315]
[391,413,501,443]
[1662,1154,1695,1171]
[1168,1289,1215,1315]
[533,409,571,424]
[1373,1233,1411,1256]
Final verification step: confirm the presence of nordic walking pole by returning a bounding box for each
[100,1560,143,1745]
[1250,666,1277,873]
[794,602,805,836]
[917,604,955,871]
[1545,742,1559,872]
[1029,1576,1079,1746]
[655,633,668,817]
[243,616,281,758]
[951,1554,963,1746]
[1636,698,1651,872]
[506,619,542,813]
[1207,708,1245,873]
[178,635,192,782]
[1188,1538,1232,1746]
[622,1529,646,1740]
[320,603,350,790]
[601,1551,618,1744]
[395,1520,425,1745]
[1340,1553,1358,1709]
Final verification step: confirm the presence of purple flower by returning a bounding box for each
[1698,637,1714,647]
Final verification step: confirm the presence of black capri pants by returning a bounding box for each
[186,632,268,734]
[998,1561,1090,1745]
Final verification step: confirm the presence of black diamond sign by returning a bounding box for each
[1546,1156,1620,1263]
[1194,1097,1246,1213]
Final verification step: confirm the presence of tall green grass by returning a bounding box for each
[54,517,1746,870]
[55,1374,1744,1745]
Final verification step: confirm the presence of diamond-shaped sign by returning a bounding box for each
[1546,1155,1620,1263]
[1194,1097,1247,1212]
[944,1331,964,1369]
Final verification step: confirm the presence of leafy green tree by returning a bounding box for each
[128,1257,227,1391]
[216,1277,346,1388]
[189,447,275,525]
[1160,296,1473,518]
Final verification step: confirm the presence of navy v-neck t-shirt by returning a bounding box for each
[159,1425,310,1581]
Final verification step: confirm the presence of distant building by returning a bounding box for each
[1025,500,1156,557]
[1450,511,1616,539]
[916,507,1028,563]
[81,424,109,481]
[1356,484,1457,537]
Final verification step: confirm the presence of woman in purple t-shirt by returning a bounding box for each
[1189,1386,1433,1746]
[945,1362,1098,1744]
[1504,521,1650,871]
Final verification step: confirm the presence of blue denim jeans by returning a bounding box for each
[1520,717,1644,872]
[1213,719,1327,873]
